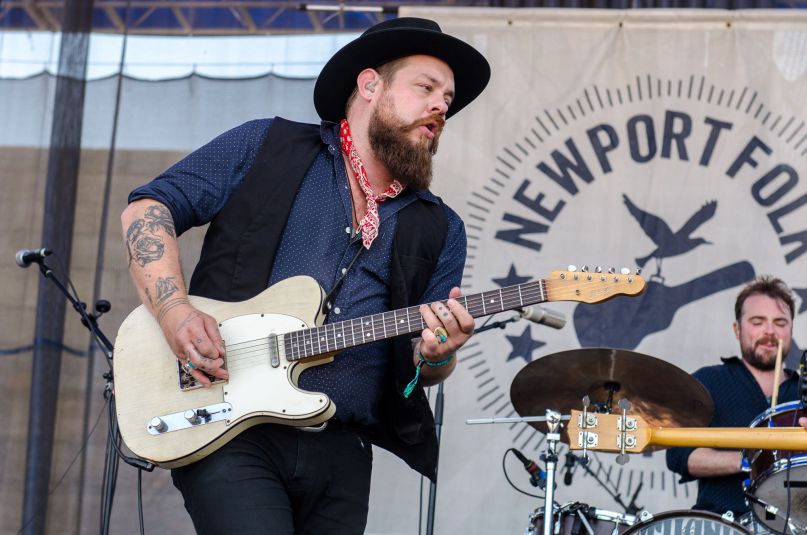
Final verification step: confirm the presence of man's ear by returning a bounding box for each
[357,68,380,100]
[732,321,740,340]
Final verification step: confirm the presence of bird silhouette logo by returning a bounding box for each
[623,194,717,279]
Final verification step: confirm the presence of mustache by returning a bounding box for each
[403,114,446,134]
[755,335,781,348]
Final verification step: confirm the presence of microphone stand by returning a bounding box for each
[27,258,154,534]
[424,315,522,534]
[425,313,537,534]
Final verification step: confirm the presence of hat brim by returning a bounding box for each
[314,26,490,122]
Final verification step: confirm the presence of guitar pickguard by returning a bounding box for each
[218,313,332,422]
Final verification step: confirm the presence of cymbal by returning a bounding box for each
[510,348,714,440]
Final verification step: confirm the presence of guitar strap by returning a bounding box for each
[188,117,449,481]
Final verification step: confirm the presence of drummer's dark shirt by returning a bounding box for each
[666,356,800,515]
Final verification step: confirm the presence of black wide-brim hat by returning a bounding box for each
[314,17,490,122]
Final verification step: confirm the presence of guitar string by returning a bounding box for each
[219,279,549,354]
[188,275,642,375]
[219,281,550,368]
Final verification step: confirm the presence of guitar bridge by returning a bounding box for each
[177,360,228,391]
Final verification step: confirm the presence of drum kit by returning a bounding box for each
[468,348,807,535]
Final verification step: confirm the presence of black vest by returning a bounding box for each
[188,118,449,480]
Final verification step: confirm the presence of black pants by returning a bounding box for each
[171,423,373,535]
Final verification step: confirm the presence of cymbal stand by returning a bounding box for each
[467,410,570,535]
[541,410,563,535]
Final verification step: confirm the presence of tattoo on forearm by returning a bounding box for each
[125,204,175,267]
[157,297,190,323]
[144,204,175,237]
[126,218,164,266]
[155,276,179,305]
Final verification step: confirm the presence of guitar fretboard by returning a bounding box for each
[283,280,547,361]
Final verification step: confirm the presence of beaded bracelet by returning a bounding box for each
[403,352,455,398]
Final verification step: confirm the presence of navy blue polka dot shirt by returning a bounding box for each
[129,119,467,426]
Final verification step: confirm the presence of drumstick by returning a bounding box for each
[770,339,784,410]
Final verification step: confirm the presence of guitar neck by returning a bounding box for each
[284,280,548,362]
[650,427,807,451]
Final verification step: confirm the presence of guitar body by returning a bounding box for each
[113,276,336,468]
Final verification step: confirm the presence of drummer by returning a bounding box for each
[666,275,803,516]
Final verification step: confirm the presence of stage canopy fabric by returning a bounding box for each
[1,0,804,36]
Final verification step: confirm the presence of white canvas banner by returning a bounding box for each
[378,7,807,534]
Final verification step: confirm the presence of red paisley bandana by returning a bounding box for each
[339,119,403,249]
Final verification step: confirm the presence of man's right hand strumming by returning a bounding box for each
[121,198,228,386]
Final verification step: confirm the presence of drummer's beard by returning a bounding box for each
[741,334,791,371]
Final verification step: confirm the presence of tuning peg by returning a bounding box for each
[608,267,616,274]
[635,268,642,275]
[620,267,630,275]
[568,265,577,272]
[595,266,602,273]
[581,265,589,272]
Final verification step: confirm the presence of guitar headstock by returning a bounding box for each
[567,410,651,453]
[545,266,645,304]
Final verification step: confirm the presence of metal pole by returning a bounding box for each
[542,411,562,535]
[21,1,94,533]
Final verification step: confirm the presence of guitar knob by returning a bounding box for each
[635,268,642,275]
[620,267,631,275]
[595,266,602,273]
[581,265,589,272]
[608,267,616,274]
[184,409,201,425]
[568,265,577,272]
[150,417,168,433]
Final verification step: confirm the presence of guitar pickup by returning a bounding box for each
[147,402,232,435]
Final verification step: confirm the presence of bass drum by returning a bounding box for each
[622,510,749,535]
[744,400,807,535]
[526,502,636,535]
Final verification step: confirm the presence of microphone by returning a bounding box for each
[15,248,52,268]
[511,448,545,488]
[520,306,566,329]
[563,452,577,485]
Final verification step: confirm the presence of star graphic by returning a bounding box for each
[795,287,807,315]
[505,325,546,364]
[492,264,532,288]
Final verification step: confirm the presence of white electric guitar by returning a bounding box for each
[113,269,645,468]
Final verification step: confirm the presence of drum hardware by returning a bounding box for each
[468,410,579,535]
[526,502,638,535]
[623,510,751,535]
[743,401,807,535]
[541,410,563,535]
